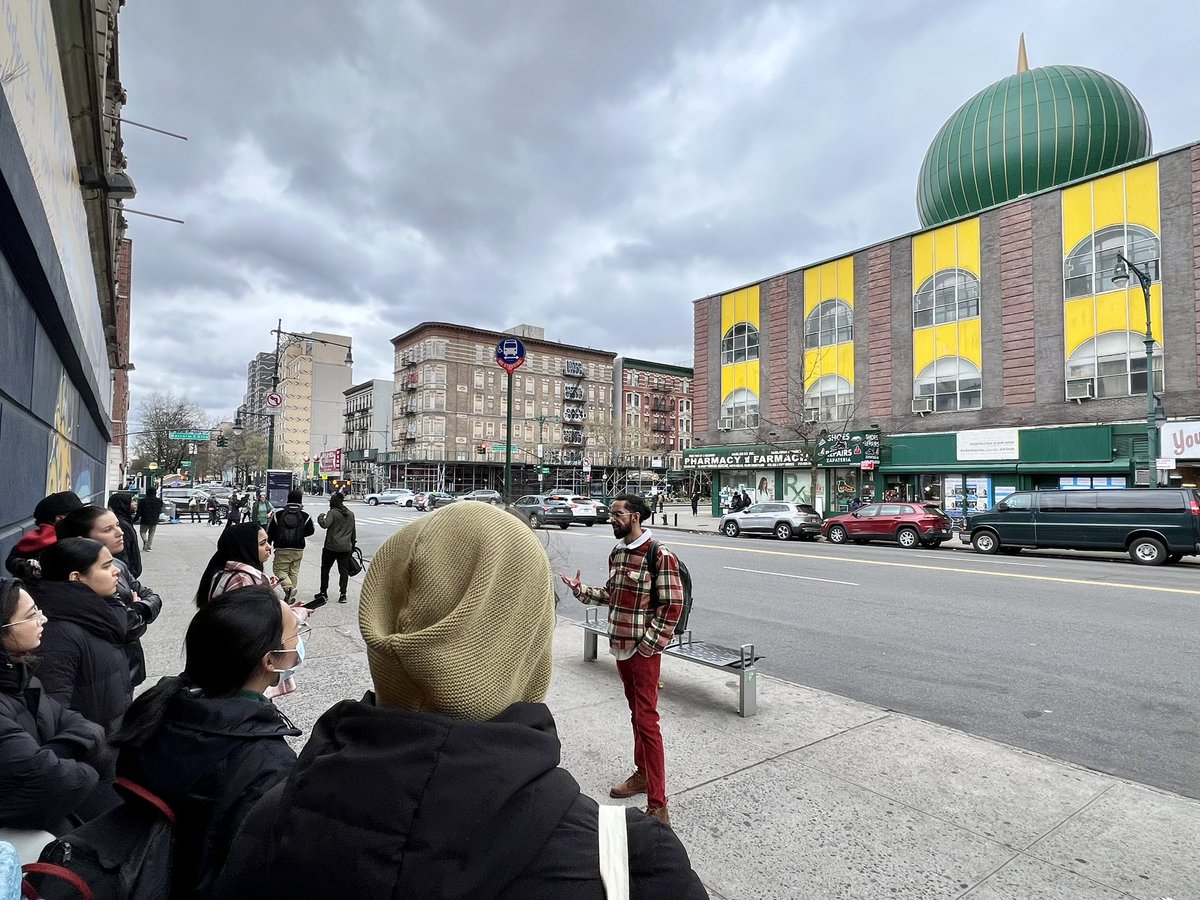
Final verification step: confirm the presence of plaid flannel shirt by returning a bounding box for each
[578,532,685,657]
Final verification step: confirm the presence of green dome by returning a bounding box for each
[916,65,1151,227]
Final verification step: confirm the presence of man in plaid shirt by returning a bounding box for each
[561,494,685,825]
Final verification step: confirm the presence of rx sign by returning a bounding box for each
[495,337,526,375]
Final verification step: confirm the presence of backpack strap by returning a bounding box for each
[114,777,176,825]
[22,863,95,900]
[644,539,664,605]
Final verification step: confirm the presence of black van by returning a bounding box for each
[962,489,1200,565]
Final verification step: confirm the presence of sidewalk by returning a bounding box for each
[137,521,1199,900]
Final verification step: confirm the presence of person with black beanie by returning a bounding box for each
[4,491,83,577]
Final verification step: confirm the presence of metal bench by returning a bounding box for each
[575,607,761,717]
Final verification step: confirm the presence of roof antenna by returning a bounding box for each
[1017,33,1029,74]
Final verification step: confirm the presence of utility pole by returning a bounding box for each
[268,317,281,469]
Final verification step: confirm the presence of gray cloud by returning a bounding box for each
[119,0,1200,422]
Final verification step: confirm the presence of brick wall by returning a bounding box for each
[999,199,1036,405]
[866,244,892,418]
[693,299,710,434]
[765,276,789,424]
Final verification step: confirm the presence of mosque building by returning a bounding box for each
[686,40,1200,517]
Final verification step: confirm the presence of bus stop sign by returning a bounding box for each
[495,337,526,375]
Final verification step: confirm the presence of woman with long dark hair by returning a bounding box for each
[22,538,132,733]
[57,505,162,687]
[106,491,142,577]
[0,578,114,863]
[195,523,281,607]
[114,585,301,899]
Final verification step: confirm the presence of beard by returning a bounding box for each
[612,521,631,539]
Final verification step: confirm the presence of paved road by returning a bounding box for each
[346,502,1200,799]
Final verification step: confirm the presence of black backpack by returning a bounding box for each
[273,507,307,546]
[23,778,174,900]
[645,539,694,636]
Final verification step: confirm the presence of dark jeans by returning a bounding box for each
[319,548,351,596]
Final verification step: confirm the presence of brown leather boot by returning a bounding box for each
[609,770,648,799]
[646,804,671,827]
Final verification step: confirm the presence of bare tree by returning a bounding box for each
[130,393,212,477]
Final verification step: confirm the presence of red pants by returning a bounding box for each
[616,651,666,808]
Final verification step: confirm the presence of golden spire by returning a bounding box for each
[1017,33,1029,73]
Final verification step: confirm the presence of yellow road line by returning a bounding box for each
[667,539,1200,597]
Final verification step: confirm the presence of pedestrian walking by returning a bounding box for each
[207,494,221,526]
[267,490,314,603]
[691,488,701,515]
[134,487,163,552]
[188,491,204,524]
[315,492,356,605]
[740,489,752,510]
[216,502,707,899]
[560,493,686,825]
[224,496,243,530]
[248,492,274,528]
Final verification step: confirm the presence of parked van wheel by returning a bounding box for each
[1129,537,1167,566]
[972,531,999,554]
[1166,552,1183,564]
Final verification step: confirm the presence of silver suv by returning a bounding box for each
[719,501,823,541]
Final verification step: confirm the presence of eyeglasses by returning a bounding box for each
[271,623,311,653]
[1,606,44,628]
[609,510,633,520]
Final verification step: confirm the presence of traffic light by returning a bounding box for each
[217,435,227,448]
[476,442,488,455]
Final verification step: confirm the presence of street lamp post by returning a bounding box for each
[1111,253,1162,485]
[266,319,354,470]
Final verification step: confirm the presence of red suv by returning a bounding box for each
[822,502,953,548]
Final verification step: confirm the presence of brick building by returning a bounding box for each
[612,357,694,494]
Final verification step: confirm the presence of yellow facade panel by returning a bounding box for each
[1091,172,1125,230]
[720,285,760,335]
[913,329,934,379]
[932,224,957,273]
[836,257,854,306]
[1061,181,1094,255]
[836,344,855,384]
[958,318,982,368]
[1125,161,1160,232]
[1095,291,1131,335]
[912,232,934,290]
[720,359,760,400]
[1064,298,1096,356]
[957,218,980,277]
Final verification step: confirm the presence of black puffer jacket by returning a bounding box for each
[118,683,300,900]
[218,698,707,899]
[112,557,162,686]
[26,579,132,734]
[0,653,113,831]
[107,492,142,578]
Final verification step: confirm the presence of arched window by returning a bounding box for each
[1066,331,1163,398]
[803,300,853,348]
[720,388,759,430]
[913,269,980,328]
[803,375,853,422]
[721,323,759,365]
[914,357,982,412]
[1064,224,1160,300]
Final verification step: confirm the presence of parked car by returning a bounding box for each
[823,502,953,548]
[415,491,456,511]
[160,488,227,518]
[460,489,503,504]
[509,496,573,529]
[591,499,610,523]
[545,493,600,526]
[962,488,1200,565]
[719,502,822,541]
[365,489,415,507]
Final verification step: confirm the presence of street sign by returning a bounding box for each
[1155,457,1174,470]
[494,337,526,375]
[490,443,516,453]
[168,431,210,441]
[181,460,193,467]
[148,462,159,471]
[265,391,284,410]
[539,466,550,474]
[188,442,197,454]
[581,457,591,473]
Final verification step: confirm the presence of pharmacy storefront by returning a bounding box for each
[684,446,815,514]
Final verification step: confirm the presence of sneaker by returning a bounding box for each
[337,595,348,604]
[646,804,670,827]
[609,771,647,799]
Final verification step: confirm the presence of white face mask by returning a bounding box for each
[270,635,305,683]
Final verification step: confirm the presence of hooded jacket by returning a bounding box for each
[217,698,708,899]
[0,654,112,831]
[317,505,355,553]
[4,524,57,577]
[108,492,143,578]
[117,684,300,900]
[111,557,162,687]
[26,579,133,734]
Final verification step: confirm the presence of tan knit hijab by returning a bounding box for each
[359,501,555,719]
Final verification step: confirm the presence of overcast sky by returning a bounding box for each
[118,1,1200,424]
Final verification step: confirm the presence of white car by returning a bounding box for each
[547,493,598,526]
[365,489,415,507]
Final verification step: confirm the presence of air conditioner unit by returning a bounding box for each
[911,397,934,414]
[718,416,734,430]
[804,410,821,424]
[1066,379,1095,401]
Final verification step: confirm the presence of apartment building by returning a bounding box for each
[277,332,354,468]
[343,378,394,493]
[612,358,694,491]
[386,323,616,493]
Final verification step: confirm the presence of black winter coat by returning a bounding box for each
[27,579,132,734]
[112,557,162,687]
[108,493,142,578]
[0,654,113,831]
[266,504,314,550]
[217,698,707,899]
[118,685,299,900]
